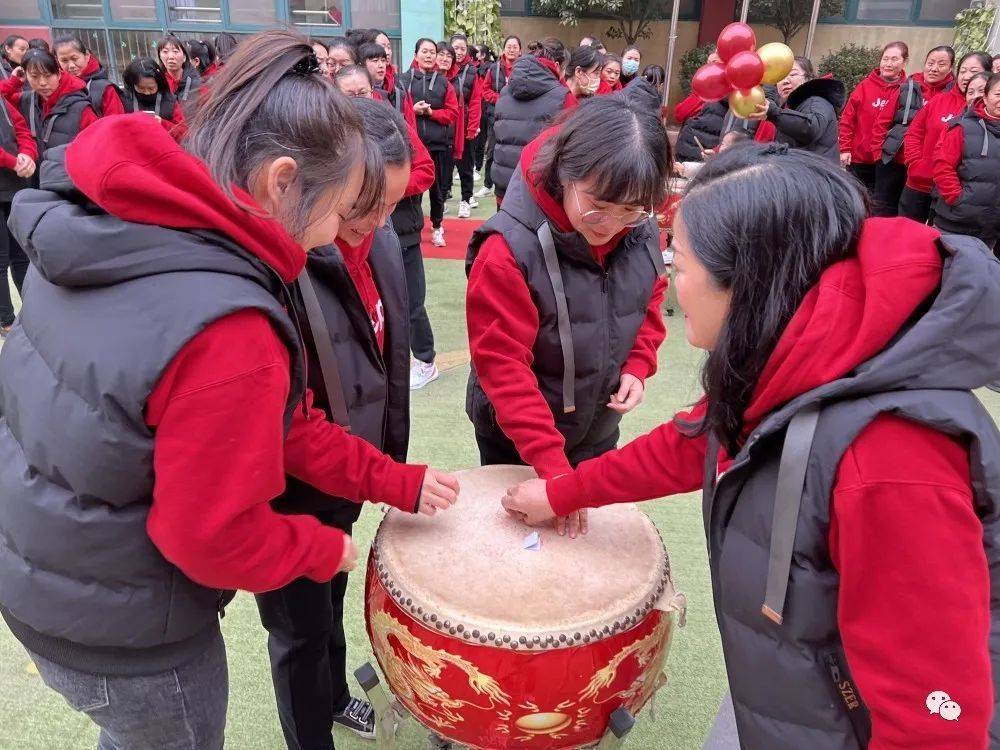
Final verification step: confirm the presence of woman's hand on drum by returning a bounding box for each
[337,534,359,574]
[418,469,460,516]
[554,510,588,539]
[502,478,558,527]
[608,374,644,414]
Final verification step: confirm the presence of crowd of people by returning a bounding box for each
[0,21,997,750]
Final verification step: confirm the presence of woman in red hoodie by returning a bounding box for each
[932,72,1000,253]
[467,97,670,538]
[477,35,522,199]
[17,48,97,176]
[597,53,623,95]
[872,45,954,217]
[503,143,999,749]
[0,31,457,748]
[0,94,35,337]
[901,51,991,223]
[838,41,908,201]
[52,34,125,117]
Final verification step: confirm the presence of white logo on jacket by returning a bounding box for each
[872,98,890,109]
[370,299,384,338]
[926,691,961,721]
[942,113,957,124]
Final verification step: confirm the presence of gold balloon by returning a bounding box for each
[729,86,766,118]
[758,42,795,85]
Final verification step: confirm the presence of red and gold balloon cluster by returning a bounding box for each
[690,23,794,118]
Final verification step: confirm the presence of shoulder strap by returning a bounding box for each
[761,403,821,625]
[0,99,11,129]
[642,219,666,277]
[296,270,352,430]
[900,79,916,125]
[537,221,576,414]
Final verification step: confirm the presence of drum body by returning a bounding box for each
[365,466,684,750]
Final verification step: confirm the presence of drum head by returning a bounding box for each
[372,465,670,648]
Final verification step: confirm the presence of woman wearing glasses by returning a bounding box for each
[465,97,670,537]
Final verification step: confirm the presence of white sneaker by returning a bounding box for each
[442,203,450,216]
[410,360,440,390]
[473,186,492,198]
[468,196,479,209]
[432,227,446,247]
[453,172,460,183]
[458,201,471,219]
[473,169,481,182]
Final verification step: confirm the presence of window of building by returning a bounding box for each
[917,0,967,22]
[288,0,343,27]
[2,0,44,21]
[499,0,700,19]
[348,0,399,31]
[229,0,278,25]
[52,0,104,21]
[110,0,159,23]
[167,0,223,24]
[824,0,971,25]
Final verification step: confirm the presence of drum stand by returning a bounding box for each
[356,662,638,750]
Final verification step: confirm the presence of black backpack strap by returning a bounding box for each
[762,403,821,625]
[296,269,352,431]
[537,221,576,414]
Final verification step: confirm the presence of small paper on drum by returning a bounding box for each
[522,531,541,551]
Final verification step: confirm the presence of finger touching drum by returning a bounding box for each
[365,465,686,749]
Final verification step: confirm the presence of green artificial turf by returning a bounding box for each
[1,210,998,749]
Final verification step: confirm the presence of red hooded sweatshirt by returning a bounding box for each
[932,98,1000,204]
[673,92,703,124]
[62,115,426,593]
[79,55,126,117]
[449,56,483,142]
[38,72,99,131]
[597,77,623,97]
[548,218,991,749]
[838,68,905,164]
[466,129,668,480]
[409,58,461,131]
[1,74,22,104]
[871,71,955,165]
[0,98,37,170]
[903,85,968,193]
[482,56,515,106]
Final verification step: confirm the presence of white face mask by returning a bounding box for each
[583,73,599,94]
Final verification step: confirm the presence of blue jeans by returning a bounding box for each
[28,630,228,750]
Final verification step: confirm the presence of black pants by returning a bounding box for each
[474,122,487,172]
[873,161,907,217]
[849,163,877,197]
[256,507,355,750]
[452,142,475,203]
[475,426,526,467]
[401,241,435,364]
[483,124,497,189]
[0,201,28,327]
[899,186,934,224]
[429,150,449,229]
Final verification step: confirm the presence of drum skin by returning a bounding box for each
[365,560,673,750]
[363,466,680,750]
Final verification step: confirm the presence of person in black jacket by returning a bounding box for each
[157,34,201,104]
[121,56,186,134]
[1,35,28,78]
[255,97,424,749]
[748,56,845,162]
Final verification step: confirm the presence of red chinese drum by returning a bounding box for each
[365,466,685,749]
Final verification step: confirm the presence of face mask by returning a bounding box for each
[585,75,600,94]
[135,90,158,109]
[622,59,640,76]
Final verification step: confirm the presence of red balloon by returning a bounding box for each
[716,22,756,63]
[691,62,731,102]
[726,50,765,91]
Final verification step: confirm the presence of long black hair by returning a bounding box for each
[187,40,213,74]
[214,33,239,62]
[566,44,602,78]
[123,56,170,94]
[532,95,671,209]
[678,143,868,454]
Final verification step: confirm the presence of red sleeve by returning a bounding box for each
[1,76,23,104]
[284,388,425,512]
[546,400,712,516]
[428,84,460,126]
[830,415,991,750]
[6,99,35,162]
[101,86,126,117]
[932,124,963,204]
[620,275,667,381]
[482,70,499,105]
[753,120,776,143]
[466,74,482,139]
[0,148,13,170]
[467,235,573,480]
[902,105,928,166]
[673,93,703,124]
[871,87,901,156]
[564,91,579,110]
[405,121,435,197]
[78,106,99,131]
[145,310,348,593]
[838,88,860,153]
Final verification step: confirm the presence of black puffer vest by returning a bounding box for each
[483,58,510,125]
[275,225,411,518]
[933,111,1000,241]
[172,66,201,103]
[466,169,664,463]
[881,76,928,162]
[771,77,846,162]
[704,234,1000,748]
[491,56,567,196]
[18,88,91,170]
[83,63,122,117]
[0,102,29,200]
[676,99,726,161]
[121,88,179,122]
[399,68,451,152]
[0,147,306,676]
[454,59,477,131]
